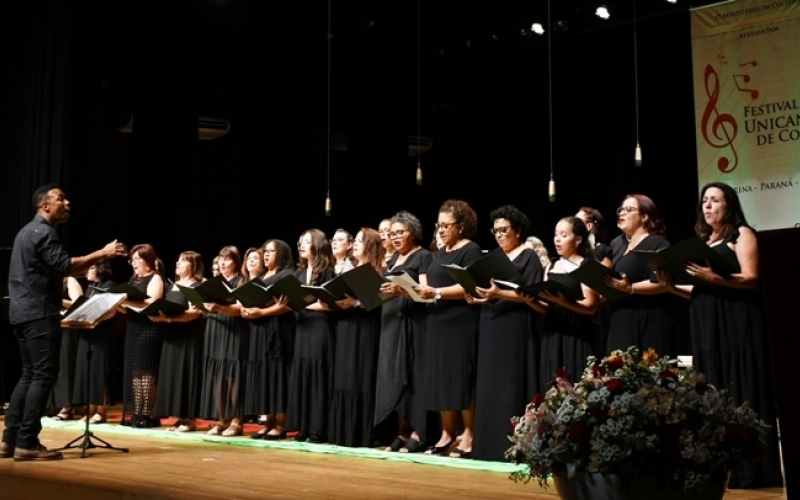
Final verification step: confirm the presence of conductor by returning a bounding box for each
[0,184,127,461]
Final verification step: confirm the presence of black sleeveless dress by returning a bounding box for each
[607,234,676,357]
[121,274,164,426]
[286,267,336,439]
[689,228,782,488]
[198,275,250,421]
[153,284,205,419]
[243,269,297,417]
[539,269,597,389]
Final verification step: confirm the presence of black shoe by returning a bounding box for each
[263,431,286,441]
[0,441,14,459]
[425,438,455,455]
[306,434,325,444]
[292,434,307,442]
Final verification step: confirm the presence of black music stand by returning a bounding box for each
[54,319,128,457]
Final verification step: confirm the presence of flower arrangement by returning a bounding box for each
[506,347,770,493]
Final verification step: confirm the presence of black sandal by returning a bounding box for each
[449,447,472,459]
[400,438,423,453]
[385,436,406,452]
[425,438,455,455]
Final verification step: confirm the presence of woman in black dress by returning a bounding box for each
[72,261,116,424]
[242,247,265,282]
[200,246,249,436]
[331,229,355,276]
[286,229,336,443]
[603,194,675,357]
[413,200,482,458]
[151,251,206,432]
[51,276,83,420]
[659,182,782,488]
[242,239,296,440]
[121,243,165,427]
[328,228,385,447]
[469,205,543,461]
[378,218,396,265]
[576,206,612,266]
[376,211,432,454]
[525,217,600,390]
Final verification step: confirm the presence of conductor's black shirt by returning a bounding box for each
[8,214,72,325]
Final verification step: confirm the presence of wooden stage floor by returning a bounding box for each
[0,418,788,499]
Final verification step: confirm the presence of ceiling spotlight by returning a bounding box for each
[666,0,678,3]
[532,23,545,35]
[595,5,611,19]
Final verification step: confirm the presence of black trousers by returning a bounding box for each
[2,317,61,449]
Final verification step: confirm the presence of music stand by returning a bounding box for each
[55,318,128,457]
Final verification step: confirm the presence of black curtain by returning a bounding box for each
[0,0,71,245]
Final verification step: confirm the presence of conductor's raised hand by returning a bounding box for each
[104,239,128,258]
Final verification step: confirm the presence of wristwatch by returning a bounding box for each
[434,288,442,301]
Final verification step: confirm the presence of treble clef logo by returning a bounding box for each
[700,64,738,173]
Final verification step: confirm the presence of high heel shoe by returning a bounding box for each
[222,421,242,437]
[425,438,455,455]
[207,422,226,436]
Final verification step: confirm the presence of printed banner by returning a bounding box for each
[691,0,800,230]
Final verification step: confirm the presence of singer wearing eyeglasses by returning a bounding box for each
[603,194,675,357]
[413,200,482,458]
[469,205,543,462]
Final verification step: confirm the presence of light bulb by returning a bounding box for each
[548,178,556,203]
[325,195,332,217]
[635,143,642,167]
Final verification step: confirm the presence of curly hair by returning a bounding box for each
[438,199,478,239]
[262,239,295,272]
[390,210,424,244]
[623,194,667,236]
[489,204,532,241]
[694,182,749,241]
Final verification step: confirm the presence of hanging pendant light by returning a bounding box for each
[633,0,642,167]
[324,0,333,215]
[547,0,556,202]
[415,0,423,186]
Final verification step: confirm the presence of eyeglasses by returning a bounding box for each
[127,256,142,265]
[378,229,390,235]
[490,226,512,236]
[389,230,407,239]
[616,206,639,215]
[435,222,458,231]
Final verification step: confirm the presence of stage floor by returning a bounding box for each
[0,414,788,499]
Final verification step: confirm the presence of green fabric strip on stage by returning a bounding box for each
[41,418,525,474]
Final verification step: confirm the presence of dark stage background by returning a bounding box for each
[0,1,797,492]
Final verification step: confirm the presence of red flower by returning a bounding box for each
[568,423,584,442]
[695,379,708,394]
[589,403,608,422]
[605,378,623,394]
[555,367,572,385]
[530,393,544,407]
[591,364,607,377]
[606,356,624,371]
